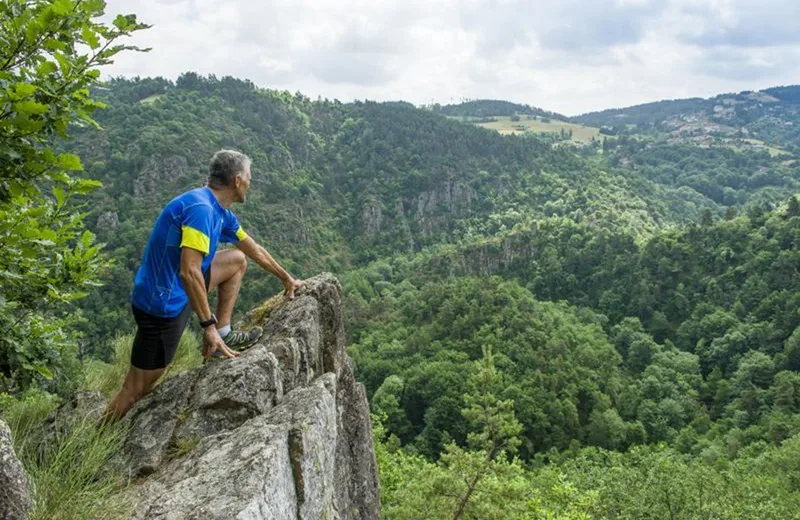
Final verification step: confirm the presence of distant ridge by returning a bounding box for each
[569,85,800,149]
[570,97,707,128]
[571,85,800,126]
[763,85,800,104]
[430,99,569,121]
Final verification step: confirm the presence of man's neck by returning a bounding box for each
[207,185,234,209]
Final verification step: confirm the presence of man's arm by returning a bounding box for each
[179,247,238,359]
[235,237,303,299]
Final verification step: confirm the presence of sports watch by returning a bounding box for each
[200,314,218,329]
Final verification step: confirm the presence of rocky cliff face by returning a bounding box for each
[116,274,380,519]
[358,180,477,254]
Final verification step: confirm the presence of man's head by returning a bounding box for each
[208,149,252,203]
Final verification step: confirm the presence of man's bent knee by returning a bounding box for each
[234,249,247,274]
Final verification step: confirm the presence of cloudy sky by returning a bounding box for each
[102,0,800,115]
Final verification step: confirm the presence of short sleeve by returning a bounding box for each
[220,210,248,244]
[180,203,214,255]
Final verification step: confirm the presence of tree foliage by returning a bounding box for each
[0,0,146,391]
[1,70,794,515]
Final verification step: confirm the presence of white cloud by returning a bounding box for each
[101,0,800,115]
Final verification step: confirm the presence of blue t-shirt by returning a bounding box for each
[131,187,249,317]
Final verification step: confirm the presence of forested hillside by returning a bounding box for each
[63,74,755,349]
[572,86,800,152]
[44,75,800,517]
[58,76,800,451]
[430,99,568,121]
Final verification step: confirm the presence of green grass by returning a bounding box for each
[1,391,133,520]
[0,331,204,519]
[167,435,200,461]
[450,115,602,143]
[138,94,163,105]
[737,138,790,157]
[85,331,203,398]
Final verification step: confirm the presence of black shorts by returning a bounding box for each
[130,269,211,370]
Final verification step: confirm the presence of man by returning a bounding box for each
[106,150,303,420]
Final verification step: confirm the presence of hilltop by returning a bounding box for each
[572,85,800,153]
[429,99,568,121]
[436,87,800,155]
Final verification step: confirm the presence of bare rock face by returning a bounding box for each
[361,201,383,239]
[0,419,31,520]
[133,155,189,196]
[120,273,380,519]
[96,210,120,229]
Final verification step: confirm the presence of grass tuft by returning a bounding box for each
[1,391,133,520]
[0,330,206,519]
[167,435,200,461]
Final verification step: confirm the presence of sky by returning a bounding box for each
[102,0,800,116]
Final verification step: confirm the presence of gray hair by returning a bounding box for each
[208,149,251,188]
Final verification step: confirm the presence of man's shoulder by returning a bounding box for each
[173,187,210,204]
[223,206,239,221]
[167,187,215,212]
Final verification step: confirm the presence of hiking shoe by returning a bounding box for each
[222,326,263,351]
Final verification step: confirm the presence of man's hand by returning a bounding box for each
[283,277,304,300]
[202,327,240,359]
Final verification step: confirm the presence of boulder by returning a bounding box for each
[120,273,380,519]
[0,419,31,520]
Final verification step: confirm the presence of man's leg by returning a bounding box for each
[104,304,191,423]
[105,366,164,422]
[209,248,248,328]
[208,248,262,351]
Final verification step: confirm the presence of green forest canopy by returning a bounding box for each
[1,14,799,511]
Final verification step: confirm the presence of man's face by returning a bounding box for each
[235,165,251,203]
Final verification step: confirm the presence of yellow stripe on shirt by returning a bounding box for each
[180,225,210,255]
[235,227,249,241]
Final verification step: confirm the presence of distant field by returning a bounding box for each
[139,94,163,105]
[675,137,790,158]
[738,138,790,158]
[450,115,602,143]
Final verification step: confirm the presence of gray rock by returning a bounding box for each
[131,375,338,520]
[361,201,383,239]
[0,419,31,520]
[173,347,283,444]
[32,390,106,453]
[134,155,189,196]
[119,273,379,519]
[414,180,475,236]
[116,372,197,477]
[96,210,120,229]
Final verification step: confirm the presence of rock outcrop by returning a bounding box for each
[118,274,380,519]
[0,419,31,520]
[133,155,189,197]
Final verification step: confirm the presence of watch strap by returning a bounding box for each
[200,314,217,328]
